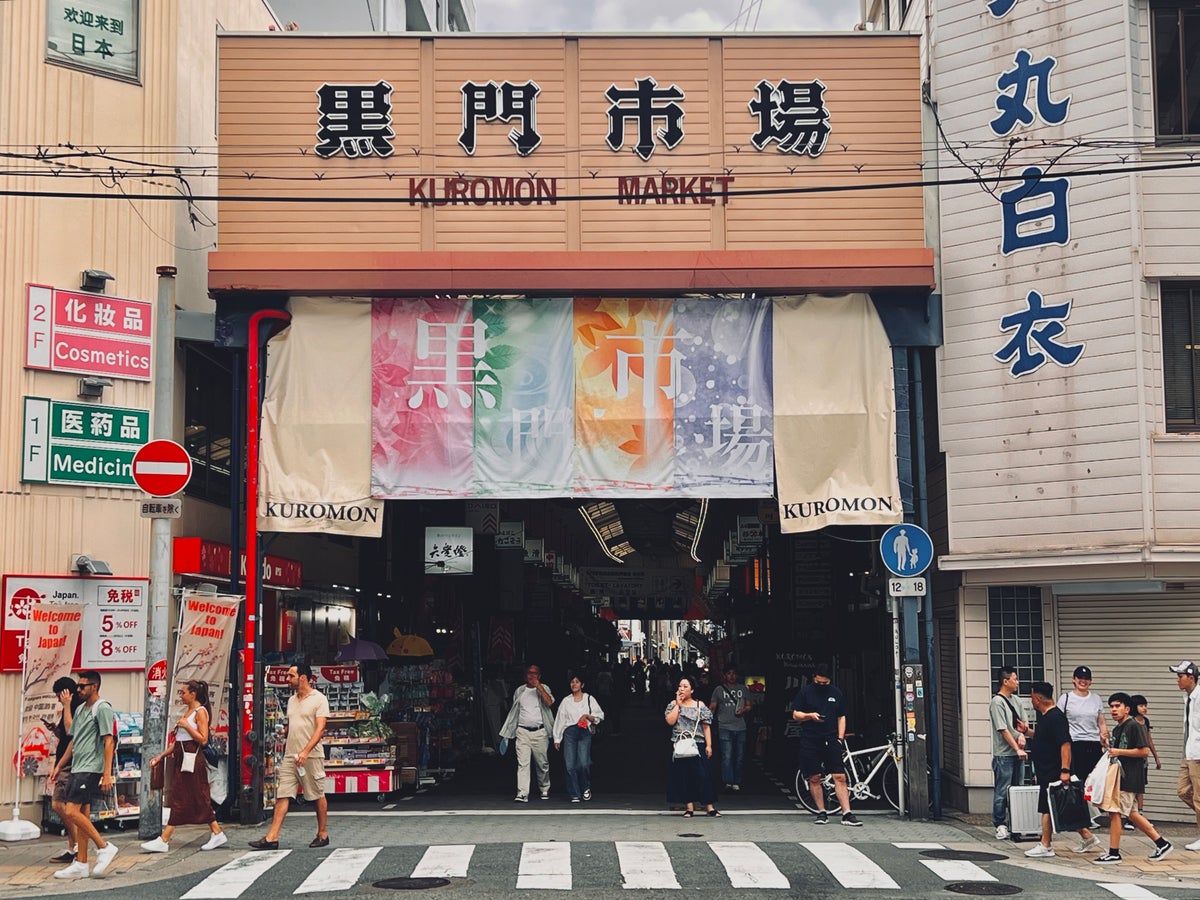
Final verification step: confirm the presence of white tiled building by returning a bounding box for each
[864,0,1200,815]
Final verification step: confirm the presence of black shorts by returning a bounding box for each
[64,771,102,806]
[1037,779,1052,814]
[799,738,844,779]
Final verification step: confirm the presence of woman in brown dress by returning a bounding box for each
[140,680,227,852]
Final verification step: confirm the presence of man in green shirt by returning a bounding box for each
[49,670,119,880]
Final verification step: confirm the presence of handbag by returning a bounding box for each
[1047,780,1091,832]
[150,755,164,791]
[672,705,702,759]
[202,740,220,767]
[181,749,198,774]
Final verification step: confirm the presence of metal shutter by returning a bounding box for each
[1055,593,1200,820]
[936,615,962,777]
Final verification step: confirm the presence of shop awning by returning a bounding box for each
[209,248,935,296]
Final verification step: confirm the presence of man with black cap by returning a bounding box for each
[1170,660,1200,850]
[791,663,861,826]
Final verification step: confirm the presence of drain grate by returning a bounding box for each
[945,882,1022,896]
[922,849,1008,862]
[373,877,452,890]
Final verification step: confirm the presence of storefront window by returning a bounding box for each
[1163,282,1200,431]
[184,343,234,506]
[988,585,1044,685]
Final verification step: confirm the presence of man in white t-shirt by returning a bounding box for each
[250,663,331,850]
[499,664,556,801]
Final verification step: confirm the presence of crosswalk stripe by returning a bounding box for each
[412,844,475,879]
[1098,885,1170,899]
[708,841,790,889]
[920,859,997,882]
[616,841,680,890]
[294,847,381,894]
[800,842,900,890]
[181,849,291,899]
[517,841,571,890]
[893,843,944,849]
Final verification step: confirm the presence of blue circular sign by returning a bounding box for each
[880,524,934,577]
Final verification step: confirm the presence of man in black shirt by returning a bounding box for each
[1023,681,1098,857]
[790,663,860,826]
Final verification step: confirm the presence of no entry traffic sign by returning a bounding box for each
[132,439,192,497]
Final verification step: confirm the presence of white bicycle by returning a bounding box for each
[794,734,902,813]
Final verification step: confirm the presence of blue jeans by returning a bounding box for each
[719,728,746,786]
[992,755,1024,827]
[562,726,593,799]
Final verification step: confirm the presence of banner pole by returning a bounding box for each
[1,622,39,840]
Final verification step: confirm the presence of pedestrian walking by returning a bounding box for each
[1021,681,1098,858]
[48,670,120,880]
[710,664,752,792]
[990,665,1028,840]
[791,663,861,826]
[1129,694,1162,817]
[665,677,720,817]
[553,675,604,802]
[1058,665,1109,825]
[1094,692,1173,864]
[249,663,331,850]
[498,664,555,801]
[46,677,85,865]
[1170,659,1200,851]
[140,680,227,853]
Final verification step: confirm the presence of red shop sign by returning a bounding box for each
[173,537,302,589]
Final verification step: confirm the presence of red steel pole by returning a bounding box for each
[242,308,291,796]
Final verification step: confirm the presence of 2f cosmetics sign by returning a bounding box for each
[26,283,153,381]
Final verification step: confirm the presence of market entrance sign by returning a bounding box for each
[22,396,149,488]
[25,283,153,380]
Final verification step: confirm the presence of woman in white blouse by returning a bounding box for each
[553,675,605,802]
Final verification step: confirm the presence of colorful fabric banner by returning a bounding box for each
[259,297,383,537]
[169,593,241,737]
[773,294,903,532]
[673,297,773,496]
[18,602,84,776]
[372,298,476,496]
[473,298,575,496]
[574,298,676,494]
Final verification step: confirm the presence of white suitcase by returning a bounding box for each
[1008,785,1041,840]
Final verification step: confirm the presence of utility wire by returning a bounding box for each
[2,157,1197,204]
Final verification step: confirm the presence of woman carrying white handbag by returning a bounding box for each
[665,677,720,817]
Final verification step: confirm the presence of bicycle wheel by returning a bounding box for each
[795,768,837,814]
[881,757,901,811]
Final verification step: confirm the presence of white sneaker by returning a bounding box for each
[995,825,1010,840]
[201,832,228,851]
[1024,843,1055,858]
[92,842,118,876]
[1072,836,1100,853]
[731,784,741,792]
[1187,837,1200,852]
[53,860,90,880]
[140,837,169,853]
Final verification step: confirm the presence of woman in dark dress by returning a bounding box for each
[665,677,720,817]
[140,680,227,852]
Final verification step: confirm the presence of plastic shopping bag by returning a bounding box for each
[1083,755,1110,803]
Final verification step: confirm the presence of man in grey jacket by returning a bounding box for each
[499,664,556,801]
